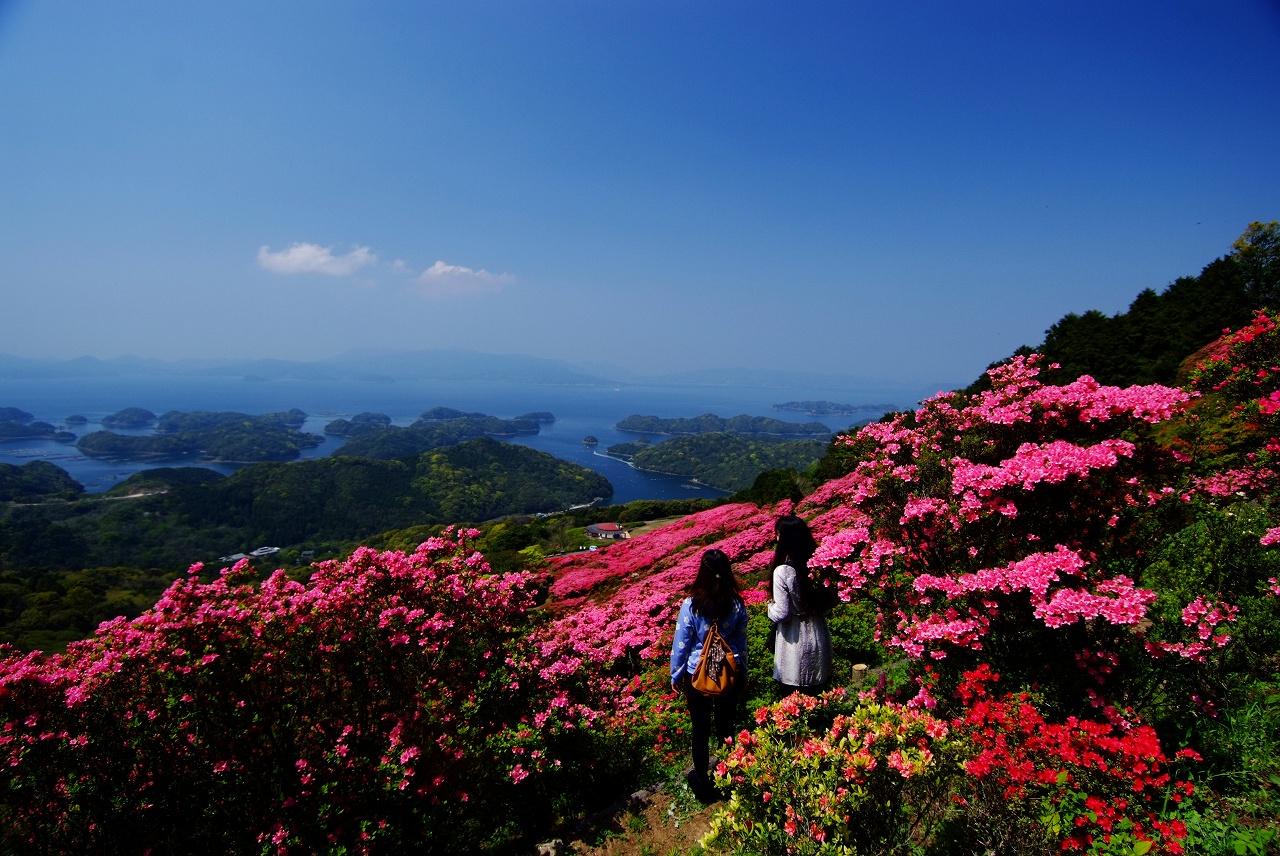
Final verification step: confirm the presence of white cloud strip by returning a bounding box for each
[257,243,377,277]
[416,259,515,296]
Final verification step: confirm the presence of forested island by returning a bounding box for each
[335,410,546,458]
[616,413,831,437]
[78,408,321,462]
[772,400,898,416]
[0,419,74,442]
[323,412,392,436]
[100,407,156,428]
[0,407,74,442]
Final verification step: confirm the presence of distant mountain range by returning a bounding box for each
[0,350,918,395]
[0,350,608,386]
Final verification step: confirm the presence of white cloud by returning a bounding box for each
[390,258,411,274]
[415,259,515,296]
[257,243,377,277]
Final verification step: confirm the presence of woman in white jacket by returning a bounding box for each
[766,514,832,694]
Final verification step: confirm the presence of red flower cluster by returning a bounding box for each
[955,666,1193,854]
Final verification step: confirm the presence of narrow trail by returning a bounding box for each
[563,785,718,856]
[7,489,167,508]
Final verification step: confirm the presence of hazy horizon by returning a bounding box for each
[2,2,1278,383]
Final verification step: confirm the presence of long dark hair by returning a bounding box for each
[690,548,741,620]
[772,514,818,609]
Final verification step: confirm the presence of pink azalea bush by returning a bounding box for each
[0,530,611,853]
[796,354,1213,699]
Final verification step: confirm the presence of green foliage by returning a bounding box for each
[103,467,224,496]
[603,441,649,460]
[1232,220,1280,307]
[1142,502,1280,674]
[0,564,176,651]
[0,439,613,598]
[629,433,827,491]
[731,467,810,505]
[0,461,84,502]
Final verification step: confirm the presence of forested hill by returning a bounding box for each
[969,221,1279,390]
[0,439,611,573]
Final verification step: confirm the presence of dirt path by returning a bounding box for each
[567,790,718,856]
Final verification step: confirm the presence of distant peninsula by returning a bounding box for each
[616,413,831,437]
[607,433,827,491]
[772,400,898,416]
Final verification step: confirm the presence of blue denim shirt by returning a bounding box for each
[669,596,748,687]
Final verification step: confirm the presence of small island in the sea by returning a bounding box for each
[101,407,158,428]
[583,435,599,446]
[772,400,898,416]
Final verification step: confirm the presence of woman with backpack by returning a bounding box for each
[767,514,832,695]
[669,548,748,803]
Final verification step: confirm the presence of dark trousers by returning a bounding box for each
[682,678,740,782]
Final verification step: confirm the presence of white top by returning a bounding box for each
[767,563,832,687]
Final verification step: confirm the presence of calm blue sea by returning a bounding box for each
[0,375,924,503]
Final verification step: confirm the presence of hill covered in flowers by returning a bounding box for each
[3,231,1279,852]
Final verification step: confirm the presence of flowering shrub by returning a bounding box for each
[1183,310,1280,476]
[0,531,609,853]
[706,669,1197,855]
[704,687,961,854]
[1188,310,1279,420]
[951,665,1196,855]
[793,354,1208,708]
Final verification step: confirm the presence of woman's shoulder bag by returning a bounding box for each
[691,620,739,696]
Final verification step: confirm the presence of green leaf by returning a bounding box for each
[1132,841,1152,855]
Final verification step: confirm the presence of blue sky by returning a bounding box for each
[1,1,1278,386]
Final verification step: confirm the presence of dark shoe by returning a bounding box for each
[686,770,719,804]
